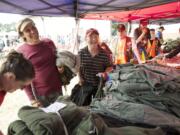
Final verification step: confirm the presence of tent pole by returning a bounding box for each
[73,0,80,53]
[41,16,47,37]
[127,20,132,35]
[73,18,80,53]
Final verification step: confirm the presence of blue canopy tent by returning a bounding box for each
[0,0,176,18]
[0,0,177,51]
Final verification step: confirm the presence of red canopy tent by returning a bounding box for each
[83,1,180,23]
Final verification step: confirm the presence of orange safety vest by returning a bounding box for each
[146,39,156,58]
[115,37,131,64]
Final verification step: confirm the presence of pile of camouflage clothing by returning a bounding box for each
[162,38,180,53]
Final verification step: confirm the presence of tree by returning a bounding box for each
[0,22,16,32]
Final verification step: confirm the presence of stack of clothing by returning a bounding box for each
[90,63,180,134]
[8,64,180,135]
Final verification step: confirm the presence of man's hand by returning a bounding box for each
[96,72,108,80]
[142,28,148,34]
[78,78,84,86]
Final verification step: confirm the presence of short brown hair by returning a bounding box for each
[117,24,126,32]
[150,28,155,32]
[159,26,165,30]
[0,50,35,81]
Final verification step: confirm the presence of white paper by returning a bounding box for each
[40,102,66,113]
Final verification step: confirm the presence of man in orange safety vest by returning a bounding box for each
[110,24,133,64]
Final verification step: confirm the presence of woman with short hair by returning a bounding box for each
[0,50,35,106]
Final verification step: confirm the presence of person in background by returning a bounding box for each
[156,26,165,44]
[110,24,133,64]
[0,51,35,135]
[3,35,10,47]
[147,28,161,59]
[100,42,112,59]
[17,18,62,107]
[78,28,113,105]
[133,19,151,63]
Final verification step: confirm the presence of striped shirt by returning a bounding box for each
[79,46,112,86]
